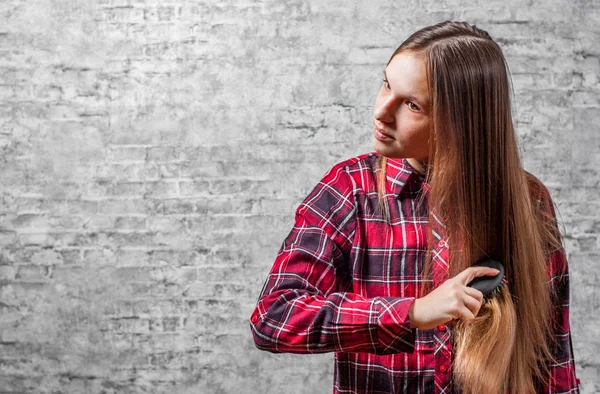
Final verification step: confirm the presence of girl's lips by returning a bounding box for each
[374,127,395,141]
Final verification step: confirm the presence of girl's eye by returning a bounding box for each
[382,78,390,90]
[407,101,420,112]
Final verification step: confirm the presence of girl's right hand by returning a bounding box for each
[409,266,500,330]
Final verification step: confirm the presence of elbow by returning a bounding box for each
[249,307,281,353]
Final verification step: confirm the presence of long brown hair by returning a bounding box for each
[376,21,565,393]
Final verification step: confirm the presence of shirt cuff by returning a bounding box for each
[374,297,416,354]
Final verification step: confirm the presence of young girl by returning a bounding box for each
[249,21,580,394]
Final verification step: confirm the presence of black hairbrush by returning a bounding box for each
[467,258,505,298]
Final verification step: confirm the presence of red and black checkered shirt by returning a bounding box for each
[250,152,580,393]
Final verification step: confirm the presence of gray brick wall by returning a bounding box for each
[0,0,598,393]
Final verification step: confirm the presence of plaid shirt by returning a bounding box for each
[250,152,580,394]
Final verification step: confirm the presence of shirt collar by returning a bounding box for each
[383,156,428,196]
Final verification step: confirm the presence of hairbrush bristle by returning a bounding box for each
[483,281,506,304]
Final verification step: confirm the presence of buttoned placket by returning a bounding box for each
[394,160,455,393]
[431,219,453,394]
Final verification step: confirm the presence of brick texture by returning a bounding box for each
[0,0,598,393]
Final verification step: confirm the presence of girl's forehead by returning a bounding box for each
[385,53,430,109]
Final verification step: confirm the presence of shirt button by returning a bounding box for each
[439,364,448,373]
[251,312,259,323]
[438,240,445,247]
[438,324,446,331]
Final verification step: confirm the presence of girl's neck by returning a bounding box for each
[407,158,427,174]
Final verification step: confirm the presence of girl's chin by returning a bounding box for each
[373,142,405,159]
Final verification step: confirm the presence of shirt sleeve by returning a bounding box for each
[249,162,416,355]
[533,181,581,393]
[538,247,581,393]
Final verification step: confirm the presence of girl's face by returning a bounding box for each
[372,51,432,165]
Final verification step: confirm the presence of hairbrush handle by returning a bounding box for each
[467,259,505,297]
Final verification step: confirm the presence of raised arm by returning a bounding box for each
[249,163,416,355]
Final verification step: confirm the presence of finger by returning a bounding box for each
[464,286,484,304]
[463,293,484,316]
[456,305,475,321]
[457,266,500,285]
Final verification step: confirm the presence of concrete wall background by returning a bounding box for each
[0,0,598,393]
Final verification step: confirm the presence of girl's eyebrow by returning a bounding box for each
[383,70,430,109]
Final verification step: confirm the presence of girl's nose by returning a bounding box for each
[374,96,396,124]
